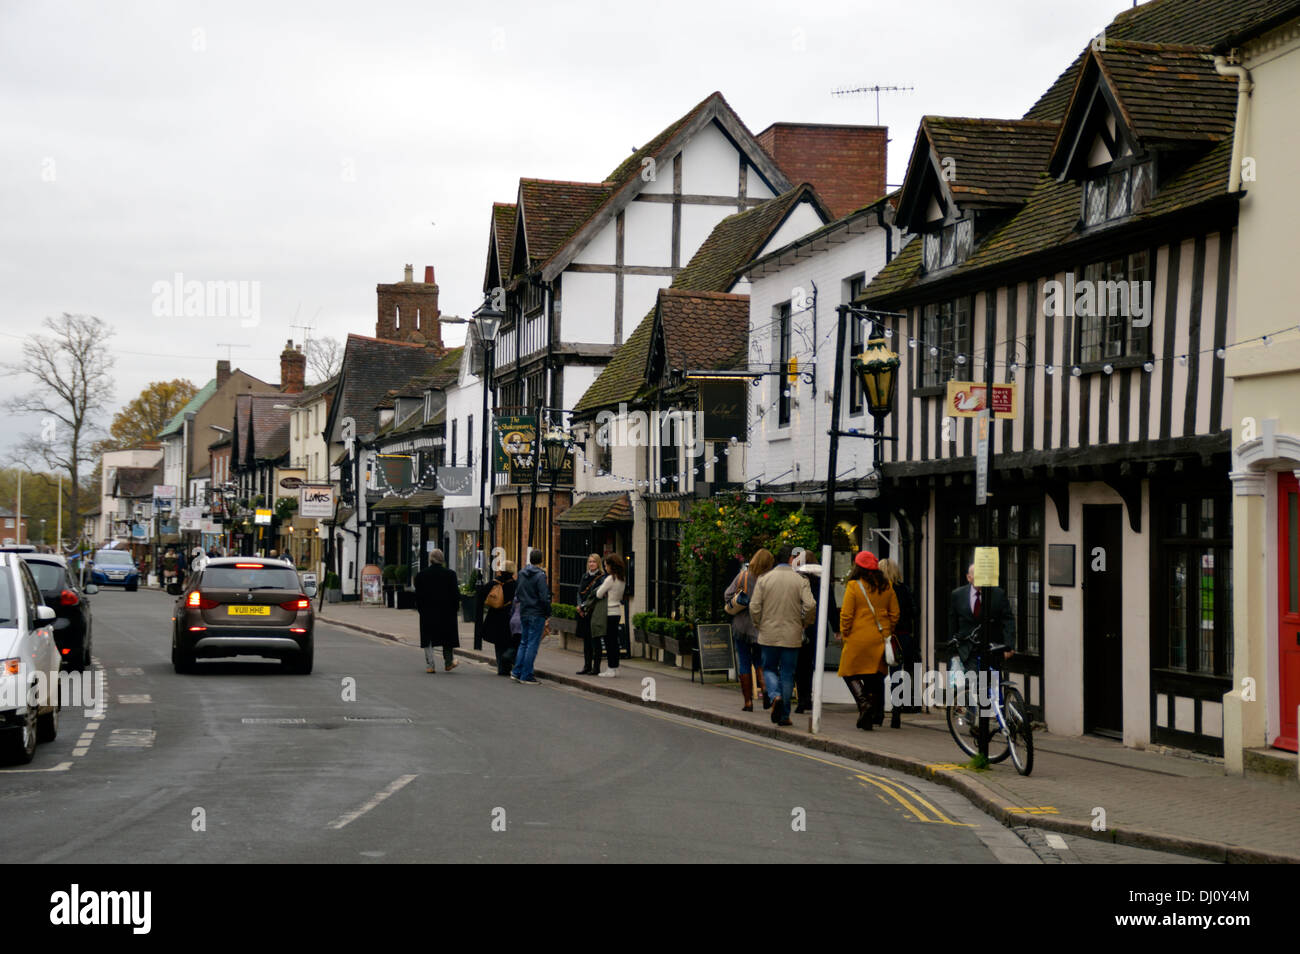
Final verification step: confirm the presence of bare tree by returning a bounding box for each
[3,314,116,549]
[305,336,344,385]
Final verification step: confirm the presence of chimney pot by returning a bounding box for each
[424,266,435,284]
[404,264,414,283]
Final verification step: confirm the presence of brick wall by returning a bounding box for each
[756,124,888,219]
[376,264,444,350]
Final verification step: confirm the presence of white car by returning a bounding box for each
[0,552,61,764]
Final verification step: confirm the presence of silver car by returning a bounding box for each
[0,552,62,764]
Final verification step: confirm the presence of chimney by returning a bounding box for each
[216,359,231,389]
[280,339,306,394]
[376,263,442,347]
[756,123,888,219]
[424,265,434,283]
[404,264,414,283]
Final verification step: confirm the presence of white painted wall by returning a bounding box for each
[561,272,616,344]
[562,365,600,418]
[748,167,775,200]
[623,200,673,265]
[765,203,828,253]
[572,217,617,265]
[680,204,732,263]
[681,120,740,195]
[623,275,669,337]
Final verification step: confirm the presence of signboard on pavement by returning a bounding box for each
[695,624,734,680]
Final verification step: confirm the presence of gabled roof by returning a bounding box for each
[746,192,896,280]
[485,202,517,291]
[573,185,827,414]
[556,492,632,526]
[1026,0,1300,122]
[1048,41,1238,179]
[656,289,750,375]
[513,179,615,277]
[381,347,466,408]
[233,393,292,466]
[159,378,217,438]
[325,334,444,442]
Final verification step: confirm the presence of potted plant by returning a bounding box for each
[547,602,578,646]
[661,619,696,658]
[324,571,342,604]
[632,611,653,648]
[459,576,479,622]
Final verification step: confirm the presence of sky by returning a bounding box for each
[0,0,1136,461]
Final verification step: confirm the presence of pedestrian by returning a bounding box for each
[482,561,519,676]
[595,553,626,678]
[947,563,1016,704]
[510,549,551,685]
[838,551,899,730]
[575,553,606,675]
[724,548,774,711]
[794,559,838,714]
[413,549,461,673]
[750,545,815,727]
[879,558,916,727]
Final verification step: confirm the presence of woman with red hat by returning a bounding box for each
[837,550,900,730]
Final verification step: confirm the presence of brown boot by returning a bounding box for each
[740,673,754,712]
[845,677,873,730]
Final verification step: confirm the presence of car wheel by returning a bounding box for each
[126,583,138,592]
[1,706,39,765]
[37,702,59,744]
[172,645,195,674]
[285,646,313,675]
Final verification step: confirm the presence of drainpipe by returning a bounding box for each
[1214,55,1253,193]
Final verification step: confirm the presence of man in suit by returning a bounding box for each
[414,549,461,673]
[947,563,1016,665]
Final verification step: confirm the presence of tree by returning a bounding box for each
[105,379,199,449]
[3,314,116,550]
[305,336,343,385]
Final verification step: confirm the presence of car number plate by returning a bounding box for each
[228,606,271,616]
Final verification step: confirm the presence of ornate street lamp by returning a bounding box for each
[853,336,901,421]
[541,425,571,573]
[471,295,505,648]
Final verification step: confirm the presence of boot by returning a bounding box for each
[740,673,754,712]
[845,678,873,731]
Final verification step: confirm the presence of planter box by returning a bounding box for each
[325,589,342,604]
[662,635,695,658]
[645,631,665,650]
[461,594,477,622]
[547,617,577,636]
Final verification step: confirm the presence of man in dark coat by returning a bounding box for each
[947,563,1016,666]
[413,549,461,673]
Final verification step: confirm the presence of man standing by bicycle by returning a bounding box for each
[947,563,1015,708]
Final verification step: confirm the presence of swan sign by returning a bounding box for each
[945,381,1017,419]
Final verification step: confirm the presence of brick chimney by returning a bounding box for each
[376,264,443,348]
[216,359,231,389]
[756,123,888,219]
[280,340,305,394]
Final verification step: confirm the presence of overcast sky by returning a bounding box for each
[1,0,1134,460]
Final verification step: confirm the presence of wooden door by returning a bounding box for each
[1276,473,1300,752]
[1084,505,1124,736]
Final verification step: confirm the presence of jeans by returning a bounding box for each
[511,616,546,681]
[424,645,454,669]
[603,616,622,669]
[761,645,800,718]
[733,635,761,675]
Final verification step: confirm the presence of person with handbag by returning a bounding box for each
[724,548,774,711]
[575,554,607,675]
[837,550,900,730]
[595,553,626,677]
[482,561,518,676]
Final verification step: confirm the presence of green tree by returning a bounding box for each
[105,378,199,449]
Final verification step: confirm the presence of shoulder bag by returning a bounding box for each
[725,570,751,616]
[857,581,902,667]
[485,582,504,610]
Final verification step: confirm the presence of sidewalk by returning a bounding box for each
[318,600,1300,863]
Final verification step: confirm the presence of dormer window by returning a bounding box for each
[1083,158,1153,226]
[922,217,973,273]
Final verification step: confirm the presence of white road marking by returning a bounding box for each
[1044,833,1070,851]
[2,761,72,773]
[326,774,419,830]
[117,694,151,704]
[115,667,144,676]
[107,729,156,748]
[242,717,307,725]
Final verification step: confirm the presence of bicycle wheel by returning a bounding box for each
[946,704,980,759]
[1004,686,1034,776]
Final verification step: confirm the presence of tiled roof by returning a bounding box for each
[573,186,822,414]
[516,179,614,274]
[291,373,339,407]
[369,491,443,511]
[159,378,217,437]
[920,118,1059,207]
[1026,0,1300,121]
[658,289,750,374]
[234,393,292,464]
[331,334,444,439]
[556,492,632,525]
[492,203,517,281]
[1090,42,1238,147]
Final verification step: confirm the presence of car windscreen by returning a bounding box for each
[0,572,12,625]
[24,562,64,592]
[95,551,134,566]
[201,566,301,591]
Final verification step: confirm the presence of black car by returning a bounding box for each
[17,554,95,671]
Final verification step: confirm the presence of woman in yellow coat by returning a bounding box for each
[838,551,900,730]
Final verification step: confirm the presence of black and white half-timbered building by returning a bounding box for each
[861,1,1257,755]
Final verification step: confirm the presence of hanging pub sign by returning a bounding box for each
[696,379,748,443]
[434,466,474,496]
[494,415,536,482]
[945,381,1018,419]
[537,451,575,488]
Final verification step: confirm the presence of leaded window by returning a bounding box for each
[1083,159,1154,226]
[921,297,971,388]
[1076,250,1150,365]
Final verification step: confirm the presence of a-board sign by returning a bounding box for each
[695,624,734,674]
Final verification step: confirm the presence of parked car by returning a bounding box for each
[171,557,314,674]
[89,549,140,591]
[0,552,62,764]
[16,553,94,671]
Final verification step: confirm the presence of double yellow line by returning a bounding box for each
[856,773,973,826]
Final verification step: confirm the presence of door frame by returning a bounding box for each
[1274,471,1300,752]
[1083,503,1124,737]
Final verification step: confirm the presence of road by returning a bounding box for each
[0,588,1191,864]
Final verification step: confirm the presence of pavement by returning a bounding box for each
[315,599,1300,863]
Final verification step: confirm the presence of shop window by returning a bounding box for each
[1158,492,1232,676]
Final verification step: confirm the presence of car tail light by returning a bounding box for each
[235,563,263,569]
[280,596,310,611]
[2,659,19,675]
[186,591,220,610]
[290,627,307,633]
[61,648,70,655]
[189,626,207,632]
[59,589,80,606]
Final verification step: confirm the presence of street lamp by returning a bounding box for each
[472,295,504,649]
[853,336,901,473]
[541,425,571,580]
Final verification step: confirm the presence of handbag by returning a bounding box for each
[509,596,522,636]
[725,571,751,615]
[857,581,903,667]
[485,582,504,610]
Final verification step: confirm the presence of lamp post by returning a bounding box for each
[811,306,903,734]
[472,296,503,649]
[541,425,571,575]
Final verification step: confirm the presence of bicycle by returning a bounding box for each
[943,628,1033,776]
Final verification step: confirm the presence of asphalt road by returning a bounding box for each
[0,588,1177,864]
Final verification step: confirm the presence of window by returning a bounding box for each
[1083,159,1153,226]
[846,275,867,415]
[659,415,679,487]
[467,415,473,469]
[777,302,792,426]
[922,217,974,273]
[920,297,972,389]
[1076,250,1150,365]
[451,420,458,467]
[1160,492,1232,676]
